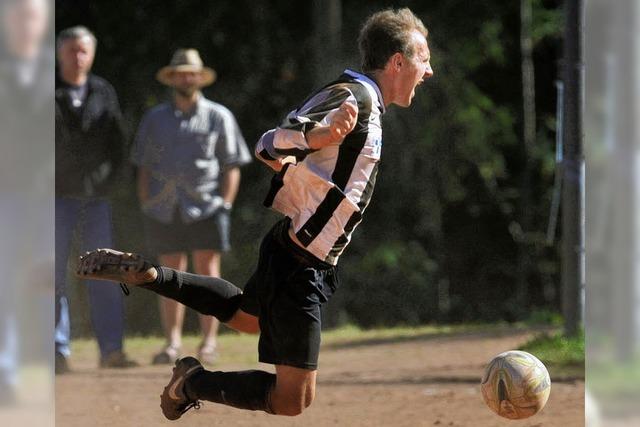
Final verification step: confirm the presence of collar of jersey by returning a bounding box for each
[343,69,385,114]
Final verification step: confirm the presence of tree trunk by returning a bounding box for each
[561,0,585,338]
[517,0,536,314]
[312,0,343,87]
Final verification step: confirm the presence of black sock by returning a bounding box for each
[185,369,276,413]
[139,267,243,322]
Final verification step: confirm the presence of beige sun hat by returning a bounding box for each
[156,48,217,87]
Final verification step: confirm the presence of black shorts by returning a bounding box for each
[143,210,231,256]
[240,219,338,370]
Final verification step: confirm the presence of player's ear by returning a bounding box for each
[389,52,403,72]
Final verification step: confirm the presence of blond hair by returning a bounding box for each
[358,8,428,73]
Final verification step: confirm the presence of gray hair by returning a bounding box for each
[56,25,97,51]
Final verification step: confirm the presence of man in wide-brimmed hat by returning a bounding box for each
[131,48,251,367]
[155,48,217,90]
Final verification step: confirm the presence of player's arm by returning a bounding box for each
[254,131,297,172]
[305,99,358,150]
[255,88,358,171]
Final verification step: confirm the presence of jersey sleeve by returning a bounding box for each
[255,86,355,164]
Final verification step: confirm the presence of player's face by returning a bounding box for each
[396,31,433,107]
[172,71,201,97]
[57,36,95,78]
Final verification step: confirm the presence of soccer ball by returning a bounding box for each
[480,350,551,420]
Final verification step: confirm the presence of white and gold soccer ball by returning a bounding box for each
[480,350,551,420]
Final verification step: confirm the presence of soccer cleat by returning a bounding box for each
[160,357,204,420]
[76,248,157,286]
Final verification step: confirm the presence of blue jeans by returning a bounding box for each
[55,198,125,358]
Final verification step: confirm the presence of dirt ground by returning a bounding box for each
[56,329,584,426]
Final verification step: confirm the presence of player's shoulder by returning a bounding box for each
[326,80,374,114]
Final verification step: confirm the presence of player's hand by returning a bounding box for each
[328,99,358,140]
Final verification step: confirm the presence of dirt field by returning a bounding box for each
[56,328,584,426]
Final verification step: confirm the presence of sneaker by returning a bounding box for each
[152,346,180,365]
[76,248,156,286]
[100,350,139,369]
[160,357,204,420]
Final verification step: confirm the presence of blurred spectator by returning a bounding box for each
[131,48,251,365]
[55,25,136,371]
[0,0,53,404]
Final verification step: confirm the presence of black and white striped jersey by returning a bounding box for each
[255,69,385,265]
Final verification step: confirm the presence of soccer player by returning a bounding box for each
[77,7,433,419]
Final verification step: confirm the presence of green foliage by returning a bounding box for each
[525,309,564,326]
[520,329,585,367]
[532,0,563,43]
[340,240,439,327]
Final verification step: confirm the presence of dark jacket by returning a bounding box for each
[55,73,126,198]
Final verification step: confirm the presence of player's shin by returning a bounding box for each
[139,267,243,323]
[185,369,276,413]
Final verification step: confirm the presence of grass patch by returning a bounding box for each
[74,323,485,366]
[71,330,261,366]
[321,322,523,347]
[519,330,584,379]
[520,330,584,366]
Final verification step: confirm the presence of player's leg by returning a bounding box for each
[76,249,258,334]
[226,308,260,334]
[158,219,332,419]
[160,361,316,419]
[153,252,188,364]
[192,249,221,363]
[270,365,316,415]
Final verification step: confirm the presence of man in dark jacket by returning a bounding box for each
[55,25,136,371]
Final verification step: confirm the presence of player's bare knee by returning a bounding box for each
[271,390,313,416]
[304,393,315,409]
[273,400,306,416]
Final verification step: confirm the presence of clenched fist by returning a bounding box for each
[328,99,359,140]
[307,97,359,150]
